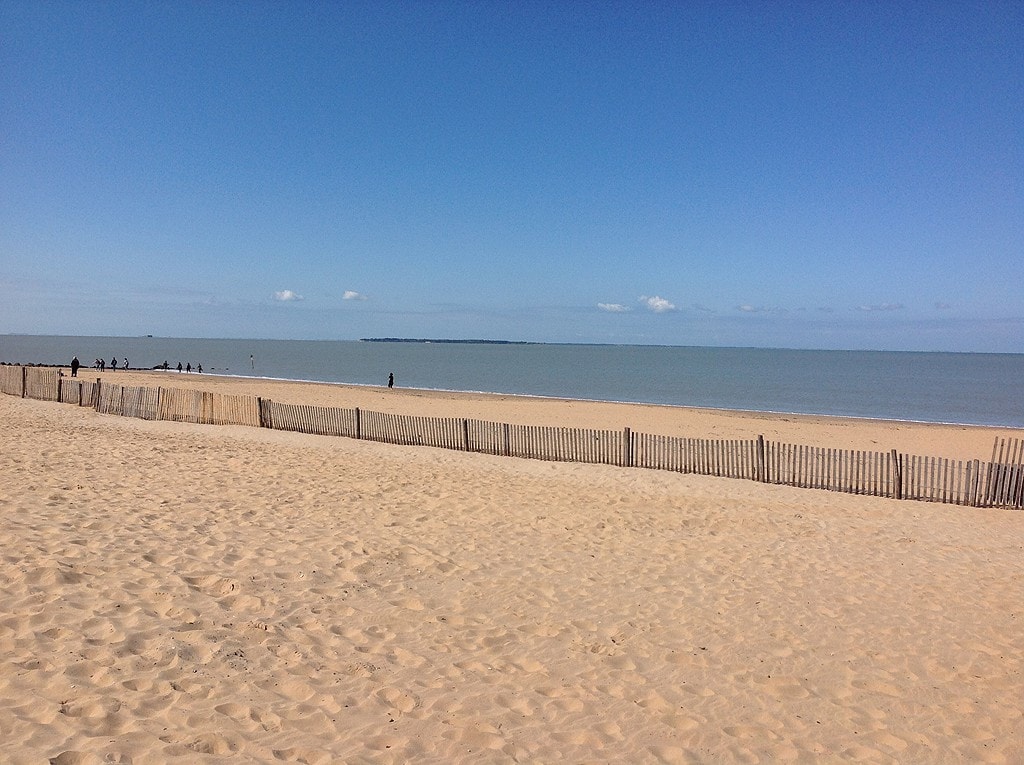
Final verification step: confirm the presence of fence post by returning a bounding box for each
[756,435,766,482]
[891,449,902,500]
[94,379,102,412]
[354,407,361,440]
[623,427,633,468]
[21,366,27,398]
[462,418,470,452]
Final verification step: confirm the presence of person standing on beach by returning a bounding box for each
[388,372,394,389]
[70,356,80,377]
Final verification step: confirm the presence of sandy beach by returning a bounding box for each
[1,378,1022,763]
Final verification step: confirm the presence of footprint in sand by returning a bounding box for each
[183,574,239,597]
[376,686,420,713]
[851,678,902,697]
[48,752,103,765]
[160,732,240,757]
[647,744,689,764]
[661,714,700,732]
[271,747,332,764]
[756,675,811,700]
[388,596,425,611]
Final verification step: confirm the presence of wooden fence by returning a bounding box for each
[0,365,23,396]
[2,365,1021,510]
[159,388,260,427]
[58,379,98,407]
[1,366,62,401]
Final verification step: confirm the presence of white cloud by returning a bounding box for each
[640,295,676,313]
[737,304,764,313]
[343,290,367,301]
[273,290,303,302]
[598,303,631,313]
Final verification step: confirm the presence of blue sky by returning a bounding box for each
[1,1,1021,351]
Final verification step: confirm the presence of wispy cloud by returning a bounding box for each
[693,303,716,314]
[343,290,367,301]
[640,295,676,313]
[934,301,953,310]
[856,303,904,312]
[273,290,303,302]
[598,302,631,313]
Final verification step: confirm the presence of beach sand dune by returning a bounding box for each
[1,392,1022,763]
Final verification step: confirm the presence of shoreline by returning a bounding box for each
[6,345,1024,429]
[194,371,1024,431]
[16,359,1020,426]
[33,367,1024,462]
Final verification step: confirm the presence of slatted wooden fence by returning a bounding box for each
[0,365,23,396]
[25,367,60,401]
[3,365,1022,509]
[262,400,358,437]
[633,432,762,478]
[58,379,97,407]
[985,437,1024,508]
[158,387,260,427]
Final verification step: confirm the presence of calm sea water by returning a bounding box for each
[3,335,1023,428]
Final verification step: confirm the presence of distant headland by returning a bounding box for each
[360,338,539,345]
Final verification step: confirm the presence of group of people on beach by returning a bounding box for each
[157,361,202,373]
[86,357,127,373]
[69,357,204,376]
[69,355,393,387]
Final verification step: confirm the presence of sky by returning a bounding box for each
[1,0,1021,352]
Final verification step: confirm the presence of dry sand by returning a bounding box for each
[1,379,1022,764]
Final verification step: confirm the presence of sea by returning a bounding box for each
[2,335,1023,428]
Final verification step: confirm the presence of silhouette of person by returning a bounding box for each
[186,363,192,373]
[197,364,203,373]
[110,357,118,370]
[388,372,394,389]
[70,356,80,377]
[177,362,182,372]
